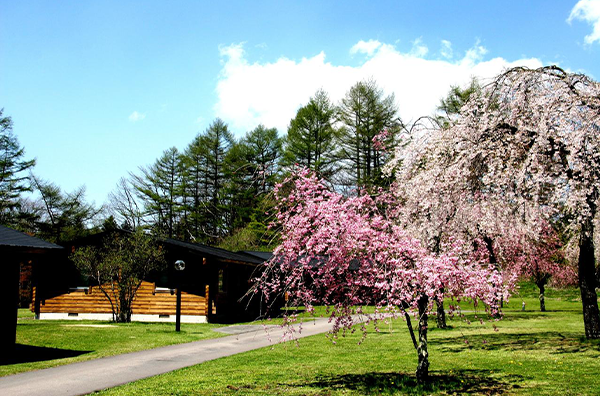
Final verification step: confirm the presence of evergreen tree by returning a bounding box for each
[223,140,255,232]
[436,77,480,129]
[181,134,212,242]
[282,90,339,180]
[337,80,400,190]
[203,118,234,241]
[244,124,282,194]
[0,109,36,226]
[224,124,282,234]
[131,147,184,238]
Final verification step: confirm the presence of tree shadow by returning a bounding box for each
[497,313,550,321]
[448,312,549,323]
[293,370,523,395]
[435,331,600,354]
[0,344,91,365]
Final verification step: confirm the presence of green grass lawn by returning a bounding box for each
[94,284,600,396]
[3,317,226,377]
[5,285,600,395]
[17,308,35,319]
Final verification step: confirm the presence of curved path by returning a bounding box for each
[0,318,335,396]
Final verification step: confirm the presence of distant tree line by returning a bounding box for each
[105,79,402,250]
[1,78,432,250]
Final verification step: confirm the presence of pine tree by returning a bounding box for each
[436,77,480,129]
[337,80,400,190]
[0,109,36,226]
[131,147,184,238]
[180,135,208,241]
[203,118,234,241]
[282,90,339,180]
[244,124,282,194]
[224,124,282,233]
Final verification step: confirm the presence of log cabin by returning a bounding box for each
[0,225,63,353]
[32,230,272,324]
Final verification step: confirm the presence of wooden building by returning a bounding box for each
[33,232,270,324]
[0,225,63,353]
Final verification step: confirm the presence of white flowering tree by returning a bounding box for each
[389,114,575,318]
[391,66,599,338]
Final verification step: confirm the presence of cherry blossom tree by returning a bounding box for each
[506,219,577,312]
[254,169,503,382]
[388,117,529,324]
[390,126,577,315]
[398,66,599,338]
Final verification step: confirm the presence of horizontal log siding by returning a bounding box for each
[34,281,207,316]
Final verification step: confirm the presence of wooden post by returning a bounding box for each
[205,284,210,316]
[33,286,41,319]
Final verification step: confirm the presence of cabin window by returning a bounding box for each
[68,313,79,317]
[69,286,89,294]
[218,269,225,292]
[159,314,170,318]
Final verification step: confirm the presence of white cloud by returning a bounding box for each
[350,40,383,56]
[568,0,600,45]
[460,41,488,66]
[215,40,543,135]
[409,38,428,57]
[128,111,146,122]
[440,40,453,59]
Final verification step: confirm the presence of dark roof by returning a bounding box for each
[162,238,266,265]
[64,228,133,248]
[241,251,273,261]
[279,254,362,270]
[62,228,268,265]
[0,225,63,251]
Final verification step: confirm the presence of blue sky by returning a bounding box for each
[1,0,599,210]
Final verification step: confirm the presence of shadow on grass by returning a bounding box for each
[435,331,600,354]
[450,312,551,323]
[293,370,523,395]
[0,344,90,365]
[498,313,550,321]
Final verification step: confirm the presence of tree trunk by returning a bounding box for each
[435,298,447,329]
[538,282,546,312]
[578,217,600,339]
[416,294,430,383]
[483,234,503,315]
[98,284,119,323]
[404,311,418,350]
[118,287,132,323]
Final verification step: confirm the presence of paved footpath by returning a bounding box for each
[0,318,335,396]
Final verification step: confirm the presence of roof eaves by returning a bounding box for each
[0,225,63,251]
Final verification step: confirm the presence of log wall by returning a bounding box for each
[33,281,208,317]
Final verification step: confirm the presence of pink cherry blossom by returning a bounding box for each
[254,168,503,382]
